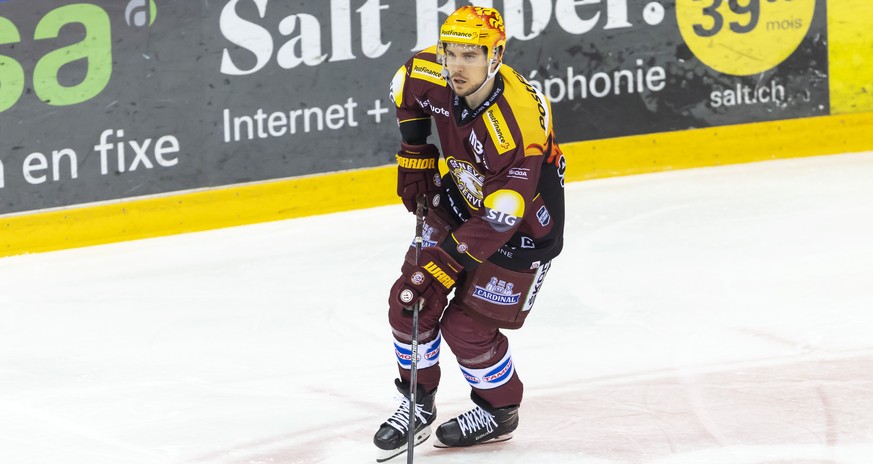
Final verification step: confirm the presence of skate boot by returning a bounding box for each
[434,391,518,448]
[373,379,437,462]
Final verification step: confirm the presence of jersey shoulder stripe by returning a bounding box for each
[484,104,516,155]
[409,47,446,87]
[390,65,407,107]
[499,65,552,156]
[411,58,446,87]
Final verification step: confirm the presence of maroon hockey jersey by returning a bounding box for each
[390,47,565,272]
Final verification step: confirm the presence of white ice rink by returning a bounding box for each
[2,152,873,464]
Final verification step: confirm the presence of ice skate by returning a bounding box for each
[373,379,437,462]
[434,392,518,448]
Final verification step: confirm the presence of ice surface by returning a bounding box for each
[2,152,872,464]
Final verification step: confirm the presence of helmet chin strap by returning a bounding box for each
[442,57,503,98]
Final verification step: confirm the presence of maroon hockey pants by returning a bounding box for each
[388,295,524,409]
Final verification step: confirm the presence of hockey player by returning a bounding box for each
[374,6,565,461]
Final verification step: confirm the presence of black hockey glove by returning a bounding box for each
[396,142,441,213]
[393,247,462,312]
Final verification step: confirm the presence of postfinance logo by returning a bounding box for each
[484,105,516,155]
[411,58,446,87]
[439,26,480,45]
[0,1,156,113]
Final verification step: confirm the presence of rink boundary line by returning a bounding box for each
[563,112,873,180]
[2,112,872,257]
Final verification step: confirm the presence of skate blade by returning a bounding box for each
[433,432,513,448]
[375,426,432,462]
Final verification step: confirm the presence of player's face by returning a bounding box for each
[443,43,489,97]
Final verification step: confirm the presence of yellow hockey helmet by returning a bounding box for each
[438,6,506,65]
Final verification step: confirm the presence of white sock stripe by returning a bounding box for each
[458,349,514,390]
[394,331,442,370]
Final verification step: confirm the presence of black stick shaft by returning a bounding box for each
[407,195,427,463]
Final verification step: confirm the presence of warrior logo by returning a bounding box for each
[447,157,484,210]
[473,276,521,306]
[424,261,456,289]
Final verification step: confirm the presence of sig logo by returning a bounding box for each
[483,189,524,232]
[125,0,157,28]
[485,208,519,232]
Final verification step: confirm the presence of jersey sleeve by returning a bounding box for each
[389,47,446,131]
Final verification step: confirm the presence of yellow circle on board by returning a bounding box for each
[676,0,816,76]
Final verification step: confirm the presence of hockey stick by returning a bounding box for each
[407,194,427,464]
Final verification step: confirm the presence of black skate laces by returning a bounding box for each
[386,396,433,433]
[456,407,498,437]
